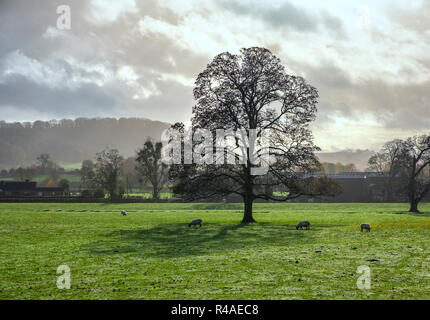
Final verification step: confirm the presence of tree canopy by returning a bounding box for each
[136,139,168,200]
[169,47,341,223]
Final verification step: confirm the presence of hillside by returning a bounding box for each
[316,150,375,171]
[0,118,171,168]
[0,118,376,170]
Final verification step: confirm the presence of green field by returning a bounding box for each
[56,162,82,171]
[0,203,429,300]
[124,192,173,199]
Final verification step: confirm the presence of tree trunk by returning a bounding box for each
[241,153,255,223]
[153,186,159,200]
[242,196,255,223]
[109,188,115,201]
[408,176,420,213]
[409,199,420,213]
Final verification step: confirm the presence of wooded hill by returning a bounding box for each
[0,117,373,170]
[0,118,170,168]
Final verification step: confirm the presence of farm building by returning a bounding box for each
[291,171,411,203]
[232,172,406,203]
[324,172,390,202]
[217,172,396,203]
[0,180,65,197]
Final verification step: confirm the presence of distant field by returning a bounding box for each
[56,162,82,171]
[124,192,173,199]
[0,203,429,299]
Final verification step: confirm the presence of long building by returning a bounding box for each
[323,172,389,202]
[0,180,65,197]
[218,172,401,203]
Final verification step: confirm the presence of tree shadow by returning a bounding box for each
[84,222,328,258]
[392,211,430,217]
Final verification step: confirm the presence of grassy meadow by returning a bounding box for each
[0,202,429,300]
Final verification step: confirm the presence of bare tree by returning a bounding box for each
[58,178,70,194]
[136,139,168,200]
[36,153,59,182]
[80,160,95,191]
[398,135,430,213]
[94,148,123,200]
[36,153,51,170]
[16,167,35,181]
[367,139,403,201]
[169,47,341,223]
[121,157,139,196]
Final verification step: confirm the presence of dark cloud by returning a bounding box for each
[0,74,118,117]
[295,62,430,131]
[218,0,346,38]
[0,0,202,123]
[0,0,91,58]
[320,11,347,39]
[222,1,316,31]
[0,0,429,150]
[113,29,210,79]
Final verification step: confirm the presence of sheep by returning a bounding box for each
[188,219,202,228]
[361,223,371,232]
[121,210,127,216]
[296,221,310,230]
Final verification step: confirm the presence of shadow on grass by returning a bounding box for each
[84,222,336,258]
[190,203,243,210]
[392,211,430,217]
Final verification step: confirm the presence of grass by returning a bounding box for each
[0,202,429,300]
[123,192,173,199]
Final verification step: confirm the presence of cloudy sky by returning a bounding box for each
[0,0,429,151]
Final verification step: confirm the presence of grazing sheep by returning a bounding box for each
[296,221,310,230]
[121,210,127,216]
[188,219,202,228]
[361,223,371,232]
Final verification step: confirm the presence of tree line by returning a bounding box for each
[367,136,430,213]
[2,133,429,215]
[0,147,358,200]
[79,140,168,200]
